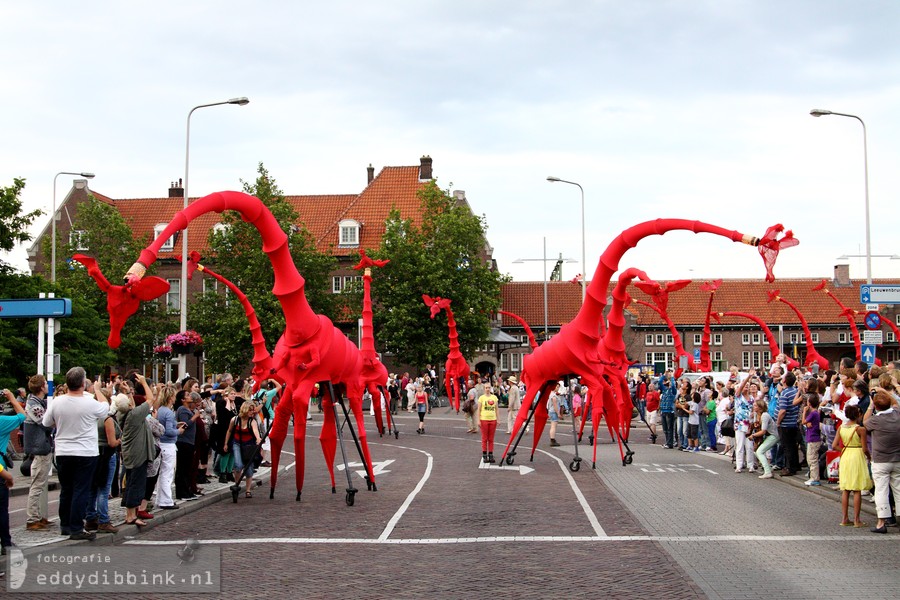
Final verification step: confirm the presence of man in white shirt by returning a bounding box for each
[42,367,109,541]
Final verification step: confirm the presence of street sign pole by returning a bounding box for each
[47,292,55,380]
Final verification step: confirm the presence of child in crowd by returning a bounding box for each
[686,392,701,453]
[802,394,823,486]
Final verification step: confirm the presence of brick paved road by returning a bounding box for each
[8,411,897,599]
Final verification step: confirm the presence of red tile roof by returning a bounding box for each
[97,164,428,259]
[502,278,898,328]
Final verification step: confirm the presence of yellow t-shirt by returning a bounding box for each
[478,394,498,421]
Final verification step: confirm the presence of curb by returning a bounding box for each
[31,468,277,550]
[10,481,60,497]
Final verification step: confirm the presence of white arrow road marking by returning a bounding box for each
[336,459,395,479]
[477,460,535,474]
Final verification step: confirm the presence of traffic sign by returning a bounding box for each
[860,285,900,305]
[861,344,877,366]
[0,298,72,318]
[693,348,701,362]
[863,330,883,345]
[865,311,882,330]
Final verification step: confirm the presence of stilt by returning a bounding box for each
[327,381,358,506]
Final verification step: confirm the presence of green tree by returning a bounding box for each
[371,181,508,371]
[0,177,42,274]
[52,195,177,368]
[191,163,338,373]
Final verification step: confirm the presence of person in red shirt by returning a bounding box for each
[645,382,661,444]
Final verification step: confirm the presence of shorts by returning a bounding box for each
[688,424,700,438]
[647,410,659,426]
[548,411,559,422]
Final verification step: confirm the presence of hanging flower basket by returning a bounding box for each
[166,330,203,355]
[153,344,172,359]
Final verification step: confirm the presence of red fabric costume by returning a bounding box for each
[766,290,830,371]
[499,219,797,469]
[711,310,800,370]
[423,295,470,413]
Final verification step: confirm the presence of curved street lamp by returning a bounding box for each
[546,176,586,302]
[810,108,871,284]
[179,97,249,378]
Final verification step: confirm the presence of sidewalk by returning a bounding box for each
[10,473,59,497]
[8,465,276,551]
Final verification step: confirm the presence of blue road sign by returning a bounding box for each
[865,311,881,330]
[860,285,900,305]
[861,344,877,366]
[693,348,701,363]
[0,298,72,318]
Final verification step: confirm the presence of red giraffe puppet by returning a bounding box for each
[70,254,170,349]
[812,279,864,362]
[633,279,693,377]
[352,249,397,439]
[694,280,722,373]
[711,310,800,370]
[423,295,470,413]
[766,290,830,371]
[499,220,797,468]
[183,251,279,388]
[86,191,376,505]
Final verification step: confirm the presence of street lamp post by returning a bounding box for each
[810,109,871,284]
[546,176,586,301]
[52,171,95,283]
[179,97,249,379]
[514,241,576,339]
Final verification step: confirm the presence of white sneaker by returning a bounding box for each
[804,479,814,486]
[758,472,773,479]
[748,468,757,473]
[735,468,743,473]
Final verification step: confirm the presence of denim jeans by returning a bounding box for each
[699,419,710,447]
[0,482,10,548]
[676,416,689,448]
[56,455,99,535]
[661,412,676,447]
[706,420,717,449]
[87,452,117,524]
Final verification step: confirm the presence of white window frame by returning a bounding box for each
[154,224,174,251]
[332,276,342,294]
[665,334,674,346]
[752,351,761,369]
[741,333,750,345]
[69,229,88,251]
[645,334,654,346]
[789,332,799,344]
[693,334,702,345]
[712,333,723,346]
[202,278,217,294]
[338,219,360,246]
[511,353,521,372]
[887,331,896,343]
[655,334,664,346]
[810,333,819,344]
[762,351,771,366]
[742,352,751,369]
[165,278,180,312]
[752,333,761,345]
[838,332,848,344]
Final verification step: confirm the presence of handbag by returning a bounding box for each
[720,417,735,438]
[2,448,15,470]
[20,454,33,477]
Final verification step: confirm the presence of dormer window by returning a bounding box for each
[154,224,174,251]
[338,219,360,247]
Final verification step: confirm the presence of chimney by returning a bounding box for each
[367,163,375,185]
[169,178,184,198]
[834,263,851,287]
[419,155,433,181]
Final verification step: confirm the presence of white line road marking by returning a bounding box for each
[534,448,606,538]
[636,463,718,475]
[124,534,896,546]
[477,461,534,474]
[371,444,433,542]
[9,499,59,514]
[337,459,395,479]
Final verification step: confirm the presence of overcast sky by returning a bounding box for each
[3,1,900,287]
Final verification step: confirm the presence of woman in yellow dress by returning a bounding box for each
[832,404,872,527]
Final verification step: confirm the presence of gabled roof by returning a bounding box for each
[323,166,427,257]
[70,162,431,260]
[501,278,898,329]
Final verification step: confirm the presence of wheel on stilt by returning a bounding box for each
[569,459,581,472]
[505,455,515,466]
[346,489,357,506]
[394,430,399,439]
[624,451,634,465]
[230,486,240,503]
